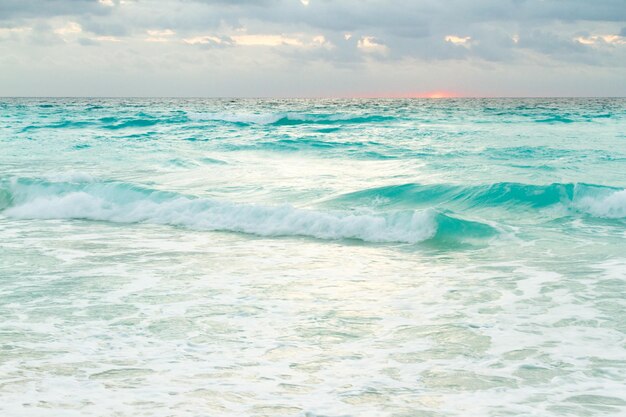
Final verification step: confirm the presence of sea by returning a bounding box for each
[1,98,625,417]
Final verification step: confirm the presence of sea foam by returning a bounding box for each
[2,178,442,244]
[574,187,626,219]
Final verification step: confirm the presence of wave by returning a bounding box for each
[534,116,575,124]
[0,177,495,244]
[188,112,394,126]
[575,188,626,219]
[20,120,94,132]
[330,182,626,218]
[19,115,188,132]
[219,138,399,159]
[101,115,187,129]
[484,146,576,160]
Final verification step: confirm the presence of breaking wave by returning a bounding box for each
[330,182,626,218]
[0,177,495,244]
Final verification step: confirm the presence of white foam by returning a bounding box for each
[574,188,626,219]
[4,189,438,243]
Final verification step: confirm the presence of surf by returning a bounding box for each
[0,176,497,245]
[329,181,626,218]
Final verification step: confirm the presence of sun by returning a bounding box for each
[419,91,458,98]
[386,91,460,98]
[424,92,448,98]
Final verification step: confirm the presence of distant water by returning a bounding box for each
[1,98,625,417]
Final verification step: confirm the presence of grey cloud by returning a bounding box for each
[513,29,624,67]
[0,0,624,96]
[0,0,111,21]
[4,1,624,53]
[147,0,626,64]
[518,30,585,55]
[77,37,99,46]
[79,18,129,37]
[527,0,626,22]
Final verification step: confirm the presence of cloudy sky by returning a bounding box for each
[1,0,625,97]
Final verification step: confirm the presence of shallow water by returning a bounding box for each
[1,98,625,416]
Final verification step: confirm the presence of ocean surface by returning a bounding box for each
[1,98,625,417]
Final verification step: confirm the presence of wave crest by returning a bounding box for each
[331,182,626,219]
[0,177,496,244]
[574,188,626,219]
[189,112,393,126]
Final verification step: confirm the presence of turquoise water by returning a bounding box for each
[1,98,625,416]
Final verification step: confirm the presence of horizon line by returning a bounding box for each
[1,95,625,99]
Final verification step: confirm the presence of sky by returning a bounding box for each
[0,0,625,97]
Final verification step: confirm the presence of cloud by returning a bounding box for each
[145,28,176,42]
[54,21,82,36]
[575,34,626,45]
[357,36,388,54]
[445,35,471,46]
[3,0,625,63]
[1,0,625,96]
[94,35,121,42]
[0,0,111,21]
[0,26,32,36]
[182,34,227,46]
[231,34,303,47]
